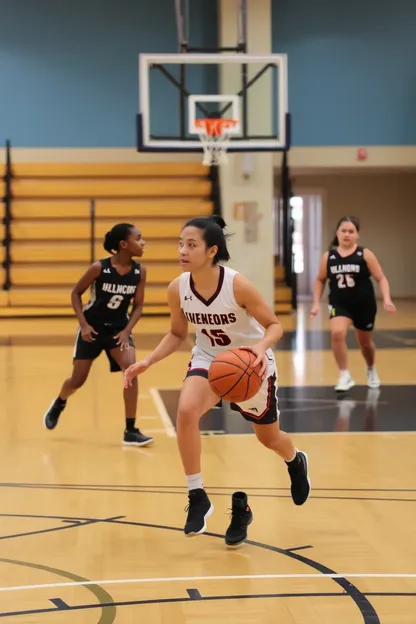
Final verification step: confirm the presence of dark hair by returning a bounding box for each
[330,216,360,249]
[103,223,135,254]
[183,215,231,264]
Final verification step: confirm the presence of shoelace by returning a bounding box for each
[184,496,206,514]
[227,508,248,530]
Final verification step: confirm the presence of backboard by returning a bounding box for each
[137,53,290,153]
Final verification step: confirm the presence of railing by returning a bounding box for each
[280,150,297,310]
[209,165,222,217]
[2,140,12,291]
[89,199,96,263]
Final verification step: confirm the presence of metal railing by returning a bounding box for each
[209,165,222,217]
[89,199,96,263]
[280,150,297,310]
[2,140,12,291]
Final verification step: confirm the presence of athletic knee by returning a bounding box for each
[359,336,373,349]
[177,405,200,427]
[70,372,89,390]
[331,328,347,342]
[255,427,282,451]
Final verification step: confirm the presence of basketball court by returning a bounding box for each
[1,1,416,622]
[0,302,415,623]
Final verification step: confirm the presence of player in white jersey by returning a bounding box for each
[124,215,310,546]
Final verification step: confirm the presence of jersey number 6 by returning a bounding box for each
[107,294,124,309]
[201,328,231,347]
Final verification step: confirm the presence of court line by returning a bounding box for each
[281,397,387,405]
[0,514,381,621]
[216,431,416,437]
[0,486,415,503]
[2,482,415,493]
[141,428,168,434]
[149,388,176,437]
[0,573,415,594]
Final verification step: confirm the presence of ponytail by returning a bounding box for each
[329,235,339,249]
[184,215,231,264]
[103,223,134,254]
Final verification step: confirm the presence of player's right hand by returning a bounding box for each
[124,359,150,388]
[81,323,98,342]
[310,305,320,317]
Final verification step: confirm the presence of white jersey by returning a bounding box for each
[179,265,272,361]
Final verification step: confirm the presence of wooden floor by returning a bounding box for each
[0,301,416,623]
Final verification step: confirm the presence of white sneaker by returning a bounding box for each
[334,371,355,392]
[367,367,381,389]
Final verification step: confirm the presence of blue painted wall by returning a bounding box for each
[0,0,218,147]
[272,0,416,146]
[2,0,414,148]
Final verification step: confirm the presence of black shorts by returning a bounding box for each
[185,367,279,425]
[73,326,134,372]
[329,298,377,331]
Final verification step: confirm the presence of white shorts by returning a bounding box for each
[186,348,280,424]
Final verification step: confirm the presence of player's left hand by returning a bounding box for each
[383,299,396,314]
[114,329,131,351]
[240,344,268,380]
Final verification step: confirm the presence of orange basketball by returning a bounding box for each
[208,348,263,403]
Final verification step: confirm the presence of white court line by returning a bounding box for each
[281,397,387,405]
[197,431,416,438]
[149,388,176,438]
[143,428,168,434]
[0,573,415,594]
[294,431,416,436]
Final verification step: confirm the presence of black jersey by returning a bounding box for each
[83,257,141,329]
[327,246,375,306]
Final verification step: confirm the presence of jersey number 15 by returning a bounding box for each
[201,328,231,347]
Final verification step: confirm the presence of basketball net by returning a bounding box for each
[195,119,238,166]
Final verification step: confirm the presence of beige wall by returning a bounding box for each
[293,172,416,299]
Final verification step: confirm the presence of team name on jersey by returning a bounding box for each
[330,264,360,275]
[102,283,137,295]
[184,311,237,326]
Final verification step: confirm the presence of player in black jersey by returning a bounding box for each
[43,223,153,447]
[311,216,396,392]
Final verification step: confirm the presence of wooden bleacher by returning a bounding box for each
[1,161,292,317]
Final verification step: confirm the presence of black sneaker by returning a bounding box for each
[44,398,66,430]
[287,451,311,505]
[225,491,253,547]
[123,428,154,447]
[184,488,214,536]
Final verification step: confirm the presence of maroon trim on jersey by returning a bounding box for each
[189,265,225,307]
[231,375,274,420]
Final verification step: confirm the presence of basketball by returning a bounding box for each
[208,348,263,403]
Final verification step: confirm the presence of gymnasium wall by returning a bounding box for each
[293,172,416,298]
[272,0,416,146]
[1,0,416,154]
[0,0,218,148]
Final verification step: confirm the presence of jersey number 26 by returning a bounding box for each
[337,274,355,289]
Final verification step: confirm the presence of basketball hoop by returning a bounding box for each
[195,118,238,166]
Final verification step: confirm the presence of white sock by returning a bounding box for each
[186,473,203,492]
[286,449,298,464]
